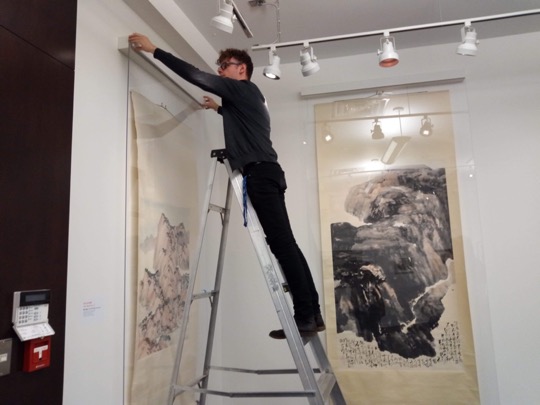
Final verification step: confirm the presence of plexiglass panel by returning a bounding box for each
[302,82,487,404]
[123,46,213,405]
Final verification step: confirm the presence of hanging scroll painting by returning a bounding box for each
[129,91,198,405]
[315,90,480,404]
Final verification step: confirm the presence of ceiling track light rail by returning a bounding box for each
[250,8,539,78]
[251,9,540,51]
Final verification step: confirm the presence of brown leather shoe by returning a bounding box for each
[314,313,326,332]
[269,318,317,340]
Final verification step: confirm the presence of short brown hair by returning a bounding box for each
[218,48,254,80]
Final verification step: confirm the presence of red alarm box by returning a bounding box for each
[23,336,51,372]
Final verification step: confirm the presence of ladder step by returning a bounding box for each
[172,369,337,400]
[192,290,217,300]
[172,374,208,397]
[208,203,226,214]
[174,386,317,399]
[209,365,321,375]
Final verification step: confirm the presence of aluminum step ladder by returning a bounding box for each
[167,149,346,405]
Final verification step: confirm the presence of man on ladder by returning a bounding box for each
[129,33,325,339]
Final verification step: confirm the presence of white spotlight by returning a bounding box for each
[371,119,384,140]
[211,1,234,34]
[263,46,281,80]
[300,43,320,77]
[419,115,434,136]
[378,32,399,67]
[323,124,333,142]
[457,21,479,56]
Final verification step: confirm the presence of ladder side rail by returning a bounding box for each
[331,382,348,405]
[225,163,324,404]
[309,337,332,373]
[167,158,220,405]
[198,180,234,405]
[309,337,347,404]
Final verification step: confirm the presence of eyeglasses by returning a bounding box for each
[217,61,242,70]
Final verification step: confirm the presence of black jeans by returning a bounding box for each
[244,161,320,321]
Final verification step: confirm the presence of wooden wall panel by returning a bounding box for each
[0,1,75,402]
[0,0,77,68]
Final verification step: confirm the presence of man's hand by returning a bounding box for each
[203,96,220,112]
[128,33,157,54]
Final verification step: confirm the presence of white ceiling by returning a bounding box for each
[125,0,540,68]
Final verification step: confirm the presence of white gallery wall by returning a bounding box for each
[67,1,221,404]
[68,1,540,404]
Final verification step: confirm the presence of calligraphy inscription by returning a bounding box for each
[339,321,463,369]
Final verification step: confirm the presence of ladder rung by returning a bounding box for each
[208,203,226,214]
[176,386,317,398]
[173,372,334,400]
[192,290,217,300]
[210,365,321,375]
[172,374,208,396]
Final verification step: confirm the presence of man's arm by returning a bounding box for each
[128,33,232,99]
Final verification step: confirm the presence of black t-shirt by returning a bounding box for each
[154,48,278,170]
